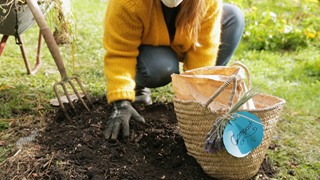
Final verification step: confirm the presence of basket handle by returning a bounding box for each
[203,75,237,111]
[230,62,251,89]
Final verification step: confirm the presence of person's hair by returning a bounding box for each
[150,0,206,48]
[176,0,206,47]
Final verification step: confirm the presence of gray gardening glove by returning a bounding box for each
[104,100,145,140]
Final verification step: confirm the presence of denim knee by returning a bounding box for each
[216,4,245,66]
[222,4,245,30]
[135,45,180,88]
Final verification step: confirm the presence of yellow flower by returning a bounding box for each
[281,19,287,23]
[304,30,310,35]
[305,0,319,3]
[309,33,316,38]
[258,37,262,41]
[233,2,238,5]
[251,6,257,11]
[317,31,320,35]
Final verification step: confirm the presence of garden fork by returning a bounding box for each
[26,0,94,120]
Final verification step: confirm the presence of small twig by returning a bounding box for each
[0,159,7,167]
[4,157,14,173]
[27,167,35,178]
[90,124,101,128]
[11,148,22,160]
[134,133,144,143]
[17,161,21,173]
[23,163,32,178]
[0,119,16,121]
[10,175,18,180]
[43,153,54,169]
[0,1,14,24]
[130,129,135,141]
[0,0,14,6]
[0,148,10,158]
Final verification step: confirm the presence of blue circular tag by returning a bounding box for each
[223,111,264,158]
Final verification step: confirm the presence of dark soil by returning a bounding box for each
[0,96,278,180]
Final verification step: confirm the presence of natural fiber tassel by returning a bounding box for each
[203,84,262,154]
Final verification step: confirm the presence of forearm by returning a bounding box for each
[103,0,143,103]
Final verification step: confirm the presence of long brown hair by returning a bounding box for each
[176,0,206,47]
[151,0,206,47]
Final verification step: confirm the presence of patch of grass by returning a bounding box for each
[0,144,13,163]
[0,0,107,122]
[230,42,320,179]
[233,46,320,116]
[0,121,9,132]
[151,83,175,102]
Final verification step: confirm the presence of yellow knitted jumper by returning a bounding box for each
[103,0,222,104]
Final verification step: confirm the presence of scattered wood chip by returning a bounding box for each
[8,120,17,127]
[35,106,46,111]
[90,123,101,128]
[287,162,298,168]
[0,141,5,146]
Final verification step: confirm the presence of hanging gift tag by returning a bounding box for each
[223,111,264,158]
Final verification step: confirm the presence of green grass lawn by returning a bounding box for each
[1,0,320,179]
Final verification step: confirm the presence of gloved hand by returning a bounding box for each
[104,100,145,140]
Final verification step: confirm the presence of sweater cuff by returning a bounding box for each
[107,90,135,104]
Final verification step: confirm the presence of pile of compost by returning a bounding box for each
[0,96,277,179]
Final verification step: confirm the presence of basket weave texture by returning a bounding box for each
[174,93,285,180]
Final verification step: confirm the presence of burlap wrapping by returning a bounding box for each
[172,65,286,180]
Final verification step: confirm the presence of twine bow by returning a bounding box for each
[203,84,261,154]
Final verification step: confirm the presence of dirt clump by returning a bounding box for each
[0,96,278,179]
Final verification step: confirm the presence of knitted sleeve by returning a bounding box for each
[103,0,143,104]
[183,0,223,71]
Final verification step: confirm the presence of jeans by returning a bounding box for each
[135,3,245,88]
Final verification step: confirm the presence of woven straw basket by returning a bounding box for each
[173,76,286,180]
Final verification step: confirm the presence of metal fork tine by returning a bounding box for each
[71,76,94,108]
[68,78,90,111]
[60,82,77,113]
[54,77,95,121]
[26,0,94,121]
[53,83,71,121]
